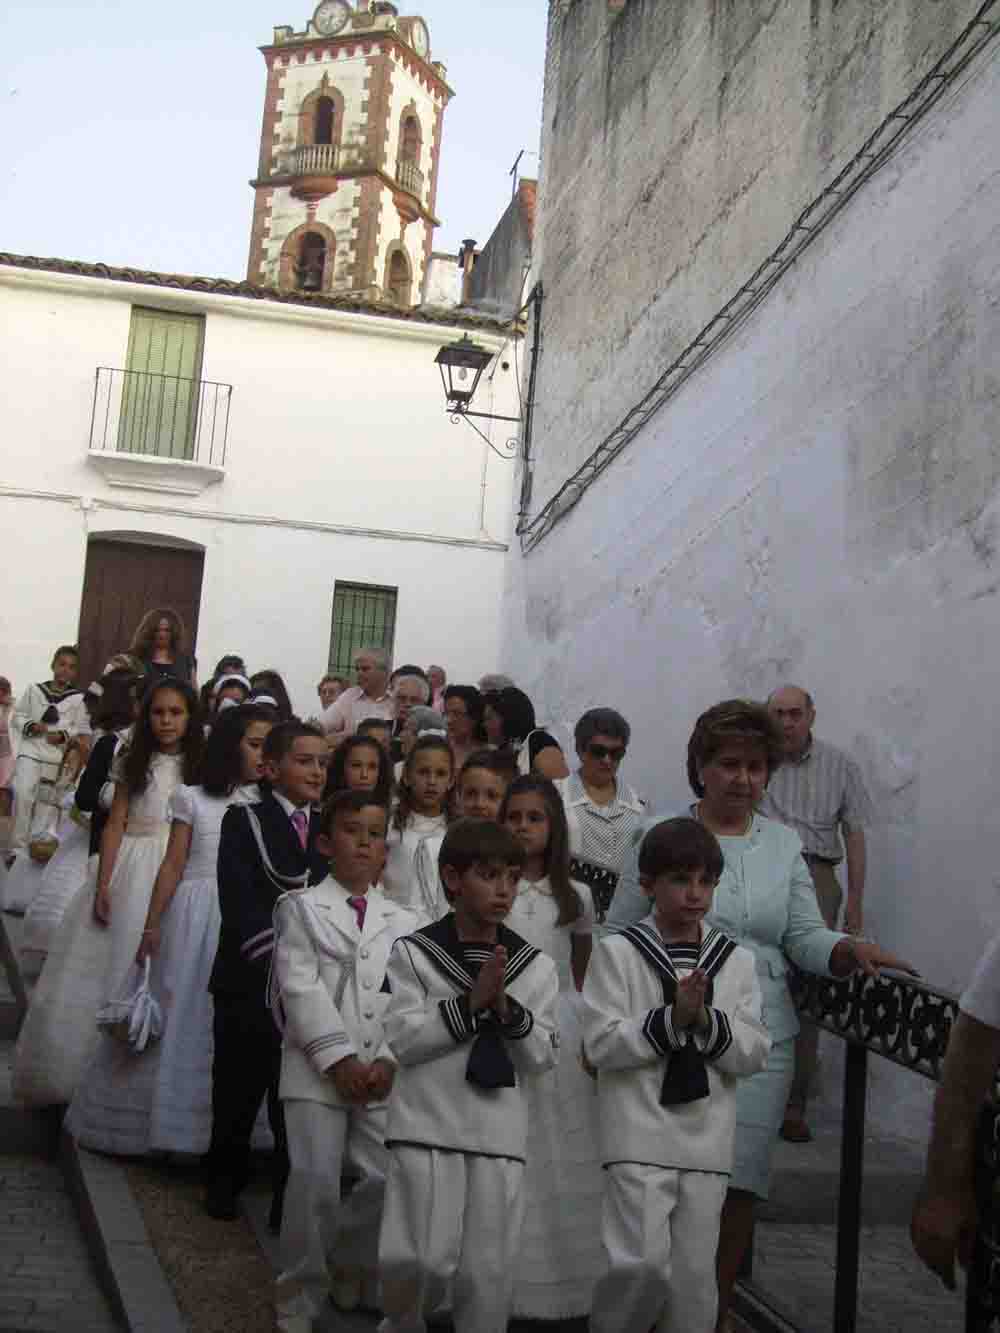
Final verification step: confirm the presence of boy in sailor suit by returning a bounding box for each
[11,645,88,856]
[583,818,770,1333]
[272,789,419,1333]
[377,818,559,1333]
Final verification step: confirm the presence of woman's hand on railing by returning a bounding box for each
[830,936,919,978]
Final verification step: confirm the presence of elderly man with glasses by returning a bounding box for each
[560,707,646,923]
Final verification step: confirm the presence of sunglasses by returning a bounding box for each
[586,742,626,763]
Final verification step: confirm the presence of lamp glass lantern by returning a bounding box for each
[435,334,495,411]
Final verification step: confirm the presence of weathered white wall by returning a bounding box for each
[423,253,462,307]
[504,12,1000,1134]
[530,0,976,501]
[0,265,517,713]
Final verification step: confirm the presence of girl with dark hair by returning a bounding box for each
[383,734,454,907]
[500,775,604,1320]
[483,686,569,780]
[129,608,195,684]
[249,669,294,721]
[322,732,393,806]
[67,705,276,1157]
[13,678,201,1107]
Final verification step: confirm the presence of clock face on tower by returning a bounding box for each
[410,19,429,57]
[313,0,349,36]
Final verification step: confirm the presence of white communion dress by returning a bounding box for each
[382,811,448,909]
[506,875,607,1318]
[20,792,92,977]
[66,782,261,1156]
[12,751,181,1107]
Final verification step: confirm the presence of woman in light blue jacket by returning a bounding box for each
[604,699,915,1331]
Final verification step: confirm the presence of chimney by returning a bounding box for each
[458,238,478,305]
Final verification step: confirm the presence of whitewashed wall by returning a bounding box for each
[502,24,1000,1134]
[0,266,517,714]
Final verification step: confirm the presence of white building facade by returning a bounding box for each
[0,255,519,713]
[501,0,1000,1140]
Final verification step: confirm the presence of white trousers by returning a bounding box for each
[378,1146,523,1333]
[590,1163,728,1333]
[275,1099,388,1329]
[12,752,59,852]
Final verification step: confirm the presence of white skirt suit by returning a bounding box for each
[605,811,844,1199]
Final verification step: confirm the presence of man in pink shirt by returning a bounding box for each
[319,647,394,740]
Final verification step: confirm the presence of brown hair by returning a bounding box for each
[394,734,455,832]
[686,699,784,797]
[499,775,582,927]
[129,608,186,659]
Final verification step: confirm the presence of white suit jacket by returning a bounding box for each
[273,878,419,1108]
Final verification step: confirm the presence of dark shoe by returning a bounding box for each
[204,1183,239,1220]
[780,1113,813,1143]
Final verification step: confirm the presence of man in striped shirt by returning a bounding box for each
[762,684,875,1143]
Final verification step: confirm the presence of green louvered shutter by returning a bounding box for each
[118,308,204,460]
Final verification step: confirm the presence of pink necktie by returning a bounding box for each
[348,895,367,931]
[290,809,308,850]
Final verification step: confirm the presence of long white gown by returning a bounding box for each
[506,875,607,1319]
[20,794,92,977]
[66,783,262,1156]
[12,751,181,1107]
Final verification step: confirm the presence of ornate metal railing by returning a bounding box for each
[89,367,232,468]
[395,157,424,198]
[280,142,341,176]
[733,969,1000,1333]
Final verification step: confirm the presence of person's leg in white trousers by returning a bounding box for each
[591,1162,727,1333]
[275,1099,387,1330]
[379,1146,523,1333]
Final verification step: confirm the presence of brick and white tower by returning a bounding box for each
[247,2,451,305]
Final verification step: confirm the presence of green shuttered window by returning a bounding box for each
[118,307,205,460]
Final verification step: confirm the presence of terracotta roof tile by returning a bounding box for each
[517,178,537,245]
[0,252,511,334]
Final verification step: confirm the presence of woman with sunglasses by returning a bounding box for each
[561,707,646,923]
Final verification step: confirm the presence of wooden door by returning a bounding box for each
[77,539,205,687]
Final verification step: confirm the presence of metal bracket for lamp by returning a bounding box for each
[434,284,543,465]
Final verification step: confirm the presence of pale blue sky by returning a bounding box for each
[1,1,547,278]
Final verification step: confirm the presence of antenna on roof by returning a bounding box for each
[508,149,538,200]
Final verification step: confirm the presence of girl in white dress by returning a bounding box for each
[21,671,140,975]
[382,734,454,908]
[13,678,202,1107]
[67,704,274,1155]
[501,774,606,1320]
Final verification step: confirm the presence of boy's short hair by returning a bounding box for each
[357,716,392,736]
[438,817,525,900]
[264,719,325,763]
[52,645,80,664]
[638,817,724,883]
[318,787,389,835]
[459,748,518,784]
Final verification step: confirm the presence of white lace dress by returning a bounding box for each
[506,875,607,1318]
[66,783,260,1156]
[382,812,448,909]
[12,751,181,1107]
[20,792,93,976]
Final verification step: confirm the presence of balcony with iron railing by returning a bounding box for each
[86,366,232,495]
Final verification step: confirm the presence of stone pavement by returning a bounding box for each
[749,1099,966,1332]
[0,1145,119,1333]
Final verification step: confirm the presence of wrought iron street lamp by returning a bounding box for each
[434,333,521,458]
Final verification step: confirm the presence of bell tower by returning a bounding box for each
[247,2,452,306]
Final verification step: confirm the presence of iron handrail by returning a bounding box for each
[88,366,232,469]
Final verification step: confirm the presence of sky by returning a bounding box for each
[0,0,547,279]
